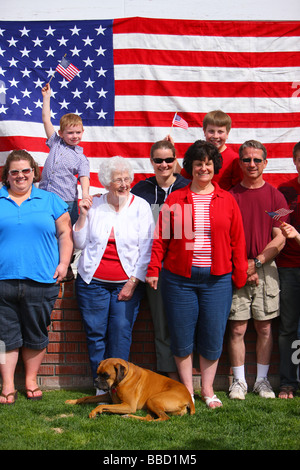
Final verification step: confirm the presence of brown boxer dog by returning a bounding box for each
[66,358,195,421]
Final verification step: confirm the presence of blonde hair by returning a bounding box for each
[203,110,232,133]
[59,113,83,132]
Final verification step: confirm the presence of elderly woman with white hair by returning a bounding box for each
[73,157,154,385]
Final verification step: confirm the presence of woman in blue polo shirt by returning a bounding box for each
[0,150,73,404]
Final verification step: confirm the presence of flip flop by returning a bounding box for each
[0,390,18,405]
[202,394,223,409]
[278,386,295,399]
[26,388,43,401]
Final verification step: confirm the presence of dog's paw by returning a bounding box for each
[89,410,99,419]
[65,399,78,405]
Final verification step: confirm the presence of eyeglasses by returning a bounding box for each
[152,157,175,164]
[112,177,131,185]
[8,168,33,177]
[241,158,264,164]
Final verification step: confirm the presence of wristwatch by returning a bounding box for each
[254,257,262,268]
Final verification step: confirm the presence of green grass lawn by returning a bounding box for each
[1,389,299,451]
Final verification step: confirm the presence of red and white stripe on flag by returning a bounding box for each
[0,17,299,193]
[173,114,189,129]
[55,60,80,82]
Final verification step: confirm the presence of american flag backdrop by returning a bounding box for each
[0,17,299,193]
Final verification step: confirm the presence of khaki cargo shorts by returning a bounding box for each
[229,260,280,321]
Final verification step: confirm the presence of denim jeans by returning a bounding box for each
[278,267,300,390]
[75,274,145,379]
[0,279,60,351]
[161,267,232,360]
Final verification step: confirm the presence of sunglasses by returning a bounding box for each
[8,168,34,177]
[241,158,264,164]
[152,157,175,164]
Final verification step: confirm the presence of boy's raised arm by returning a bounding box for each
[42,83,55,139]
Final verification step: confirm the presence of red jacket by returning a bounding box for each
[147,183,248,289]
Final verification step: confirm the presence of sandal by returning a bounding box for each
[0,390,18,405]
[278,386,295,399]
[202,394,223,409]
[26,388,43,401]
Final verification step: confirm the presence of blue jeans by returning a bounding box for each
[161,267,232,360]
[75,275,145,379]
[278,267,300,390]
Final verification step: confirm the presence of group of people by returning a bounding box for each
[0,84,299,409]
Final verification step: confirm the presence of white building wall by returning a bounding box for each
[2,0,300,21]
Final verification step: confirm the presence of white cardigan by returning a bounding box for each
[73,193,154,284]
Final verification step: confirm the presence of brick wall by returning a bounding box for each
[13,279,280,392]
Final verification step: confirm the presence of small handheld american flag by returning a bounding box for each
[172,113,188,130]
[265,208,293,221]
[55,56,80,82]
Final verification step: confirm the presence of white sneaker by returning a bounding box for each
[96,388,108,404]
[229,379,248,400]
[253,378,275,398]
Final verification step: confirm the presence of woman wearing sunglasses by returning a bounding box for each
[0,150,73,404]
[131,140,189,380]
[146,140,248,408]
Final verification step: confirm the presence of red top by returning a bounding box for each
[230,182,290,259]
[147,182,248,288]
[93,228,128,281]
[181,146,242,190]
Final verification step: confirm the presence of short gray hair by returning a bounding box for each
[98,156,134,187]
[239,140,267,160]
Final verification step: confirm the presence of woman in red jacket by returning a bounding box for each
[146,140,247,408]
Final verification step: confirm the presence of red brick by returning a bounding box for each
[47,342,78,353]
[60,298,79,309]
[56,365,87,375]
[66,353,89,363]
[65,332,87,342]
[64,310,82,321]
[52,321,83,331]
[48,331,65,342]
[38,365,55,375]
[42,354,65,364]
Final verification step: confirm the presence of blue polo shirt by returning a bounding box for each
[0,185,68,283]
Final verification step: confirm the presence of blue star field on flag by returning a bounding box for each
[0,20,115,126]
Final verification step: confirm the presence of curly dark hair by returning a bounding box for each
[182,140,223,176]
[2,149,40,187]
